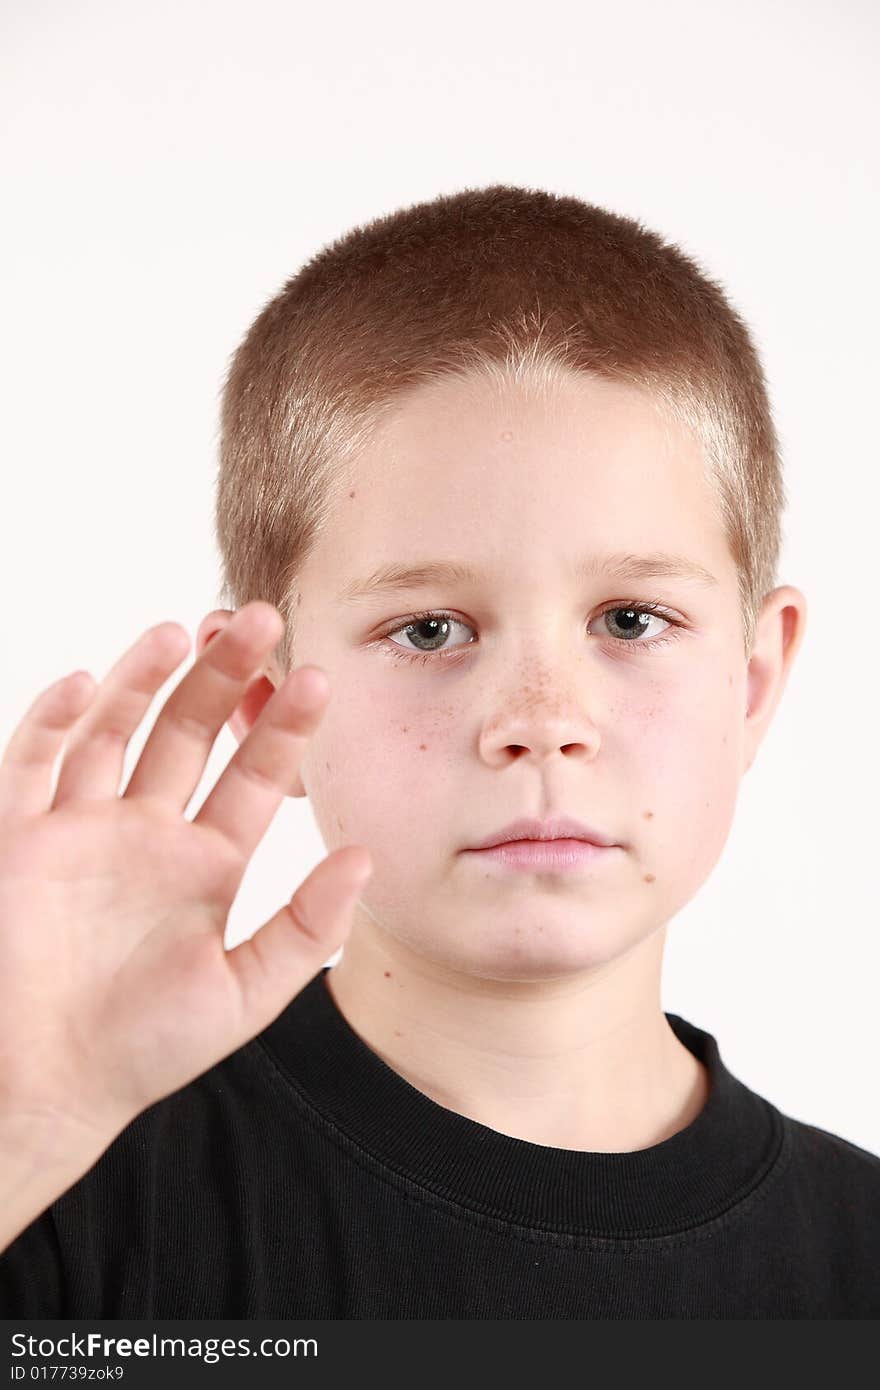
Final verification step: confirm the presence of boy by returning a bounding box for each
[1,184,878,1319]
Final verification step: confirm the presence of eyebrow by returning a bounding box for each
[336,551,719,604]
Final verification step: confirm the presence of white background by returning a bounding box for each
[2,0,878,1155]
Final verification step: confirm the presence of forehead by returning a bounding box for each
[311,371,732,595]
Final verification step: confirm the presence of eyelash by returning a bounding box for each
[376,601,685,667]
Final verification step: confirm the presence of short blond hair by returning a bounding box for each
[215,184,786,671]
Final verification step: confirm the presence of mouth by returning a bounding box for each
[467,815,617,852]
[464,838,619,873]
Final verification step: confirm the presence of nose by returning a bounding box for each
[477,677,601,766]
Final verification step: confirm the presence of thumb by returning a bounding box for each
[226,845,373,1035]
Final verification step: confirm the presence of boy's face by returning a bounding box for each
[211,370,805,982]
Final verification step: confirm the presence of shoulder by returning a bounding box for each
[787,1115,880,1166]
[782,1113,880,1205]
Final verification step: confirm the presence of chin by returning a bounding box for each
[427,928,629,984]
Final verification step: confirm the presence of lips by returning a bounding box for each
[466,838,616,874]
[467,815,617,851]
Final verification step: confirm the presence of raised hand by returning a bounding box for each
[0,602,372,1200]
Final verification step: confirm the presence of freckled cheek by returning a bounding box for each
[300,697,455,844]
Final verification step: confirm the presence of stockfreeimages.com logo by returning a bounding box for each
[9,1331,316,1365]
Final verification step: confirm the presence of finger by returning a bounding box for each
[50,624,193,808]
[0,672,97,823]
[225,845,373,1038]
[122,601,284,812]
[192,663,329,862]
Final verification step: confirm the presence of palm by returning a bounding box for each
[0,602,371,1145]
[0,796,245,1131]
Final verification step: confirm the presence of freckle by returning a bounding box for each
[325,762,331,771]
[393,1029,403,1037]
[642,809,654,820]
[384,970,392,978]
[336,815,344,829]
[349,490,356,499]
[644,873,656,883]
[401,726,408,733]
[419,743,427,750]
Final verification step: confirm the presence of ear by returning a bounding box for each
[195,609,308,799]
[742,585,808,774]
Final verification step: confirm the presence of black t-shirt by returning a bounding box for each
[2,965,878,1318]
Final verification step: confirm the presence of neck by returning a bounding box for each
[326,919,711,1153]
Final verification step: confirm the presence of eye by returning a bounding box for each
[378,603,683,666]
[381,611,475,664]
[594,604,675,644]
